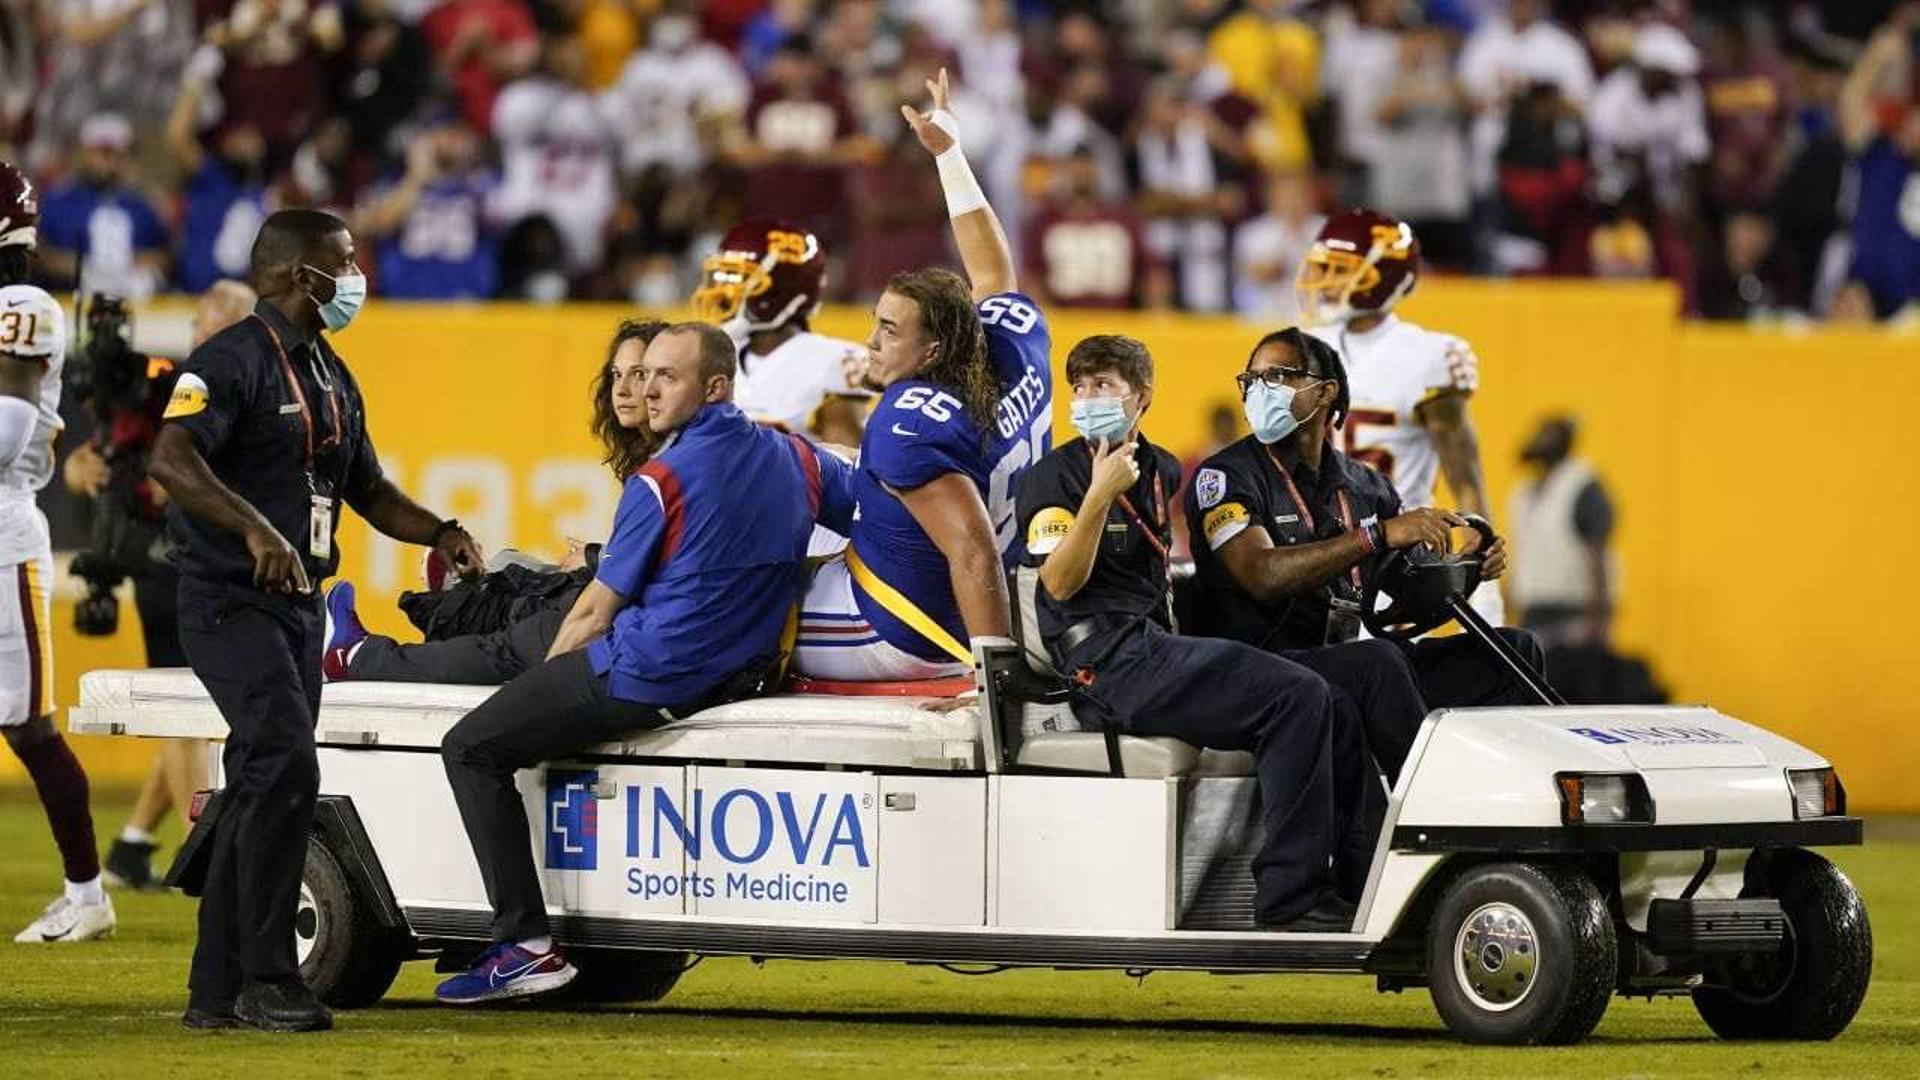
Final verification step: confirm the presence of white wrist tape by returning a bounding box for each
[929,109,988,219]
[0,396,36,470]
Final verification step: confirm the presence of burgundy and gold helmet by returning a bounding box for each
[691,218,827,333]
[0,161,38,251]
[1295,208,1419,325]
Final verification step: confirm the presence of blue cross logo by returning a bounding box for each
[545,769,598,870]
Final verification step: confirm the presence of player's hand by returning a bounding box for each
[1086,437,1140,506]
[245,525,310,595]
[1479,537,1509,580]
[435,526,486,580]
[1383,507,1463,552]
[899,67,957,157]
[63,443,109,497]
[558,537,589,572]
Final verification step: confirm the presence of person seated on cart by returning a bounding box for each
[1016,334,1372,932]
[431,321,855,1005]
[320,319,674,683]
[1182,327,1545,763]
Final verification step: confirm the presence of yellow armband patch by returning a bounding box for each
[1202,502,1251,550]
[162,372,209,419]
[1026,506,1074,555]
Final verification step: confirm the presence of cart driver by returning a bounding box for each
[1017,334,1373,932]
[1182,328,1546,749]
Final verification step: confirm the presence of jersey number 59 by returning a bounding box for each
[978,295,1038,334]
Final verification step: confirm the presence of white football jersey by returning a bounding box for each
[0,284,67,565]
[1308,314,1478,512]
[733,331,865,434]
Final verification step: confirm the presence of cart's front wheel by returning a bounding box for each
[1426,861,1616,1045]
[1693,848,1871,1041]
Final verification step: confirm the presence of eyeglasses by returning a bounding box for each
[1235,366,1315,396]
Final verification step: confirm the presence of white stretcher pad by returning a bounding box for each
[70,668,985,772]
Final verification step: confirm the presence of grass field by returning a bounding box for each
[3,789,1917,1078]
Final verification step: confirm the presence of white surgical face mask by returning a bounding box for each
[1070,396,1132,443]
[304,264,367,332]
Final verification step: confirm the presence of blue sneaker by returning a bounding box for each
[434,942,577,1005]
[322,581,368,682]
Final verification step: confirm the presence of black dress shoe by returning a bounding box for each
[1260,896,1359,933]
[235,978,334,1033]
[182,1003,243,1031]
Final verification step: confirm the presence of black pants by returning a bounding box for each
[176,575,322,1006]
[440,649,681,942]
[1061,621,1371,923]
[350,604,565,685]
[134,563,185,666]
[1400,628,1550,709]
[1278,639,1427,786]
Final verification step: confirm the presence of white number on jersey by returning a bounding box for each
[978,295,1039,334]
[986,409,1051,552]
[893,386,962,422]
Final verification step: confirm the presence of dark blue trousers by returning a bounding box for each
[176,575,323,1008]
[1058,620,1372,923]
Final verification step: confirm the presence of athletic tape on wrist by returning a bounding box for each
[928,110,987,219]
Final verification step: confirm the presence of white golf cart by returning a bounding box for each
[68,539,1870,1045]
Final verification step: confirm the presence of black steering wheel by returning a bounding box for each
[1360,514,1497,641]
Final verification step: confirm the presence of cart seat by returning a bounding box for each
[1016,733,1256,778]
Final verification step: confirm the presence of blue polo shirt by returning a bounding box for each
[588,403,854,705]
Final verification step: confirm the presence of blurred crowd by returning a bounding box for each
[3,0,1917,323]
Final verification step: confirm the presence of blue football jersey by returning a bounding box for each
[849,291,1052,660]
[374,173,502,299]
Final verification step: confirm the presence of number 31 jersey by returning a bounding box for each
[1307,314,1477,511]
[849,291,1052,660]
[0,284,66,497]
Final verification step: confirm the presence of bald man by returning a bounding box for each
[65,281,259,892]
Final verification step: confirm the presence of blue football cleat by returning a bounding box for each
[434,942,578,1005]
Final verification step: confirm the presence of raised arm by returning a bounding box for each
[1839,25,1908,154]
[900,68,1016,301]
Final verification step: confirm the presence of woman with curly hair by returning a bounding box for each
[319,319,672,684]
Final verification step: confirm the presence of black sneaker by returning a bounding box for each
[235,978,333,1033]
[103,837,160,891]
[1259,896,1359,934]
[182,1001,244,1031]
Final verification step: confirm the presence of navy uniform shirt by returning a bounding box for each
[1017,434,1182,647]
[162,300,382,586]
[1184,435,1398,651]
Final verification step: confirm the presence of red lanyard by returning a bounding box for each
[1089,443,1170,574]
[254,314,342,476]
[1263,446,1363,591]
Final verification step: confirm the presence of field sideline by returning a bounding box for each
[3,789,1916,1078]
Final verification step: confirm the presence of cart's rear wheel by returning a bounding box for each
[298,834,408,1008]
[568,948,690,1003]
[1426,861,1615,1045]
[1693,848,1871,1040]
